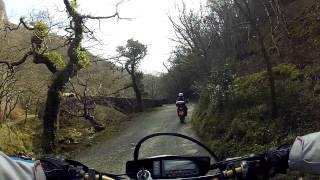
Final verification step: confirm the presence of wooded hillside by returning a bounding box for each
[161,0,320,170]
[0,0,155,155]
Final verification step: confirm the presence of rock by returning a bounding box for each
[0,0,7,28]
[0,0,7,22]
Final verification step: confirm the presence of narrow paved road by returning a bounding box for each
[75,104,210,174]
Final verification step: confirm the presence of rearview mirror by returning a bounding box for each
[126,156,210,179]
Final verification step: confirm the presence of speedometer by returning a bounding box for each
[126,155,210,179]
[153,161,161,177]
[162,160,199,178]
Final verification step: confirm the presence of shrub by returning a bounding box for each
[192,63,317,159]
[9,105,25,121]
[0,126,32,155]
[206,64,236,113]
[57,128,82,144]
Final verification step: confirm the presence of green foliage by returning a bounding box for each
[192,63,319,158]
[45,51,66,70]
[33,21,49,39]
[235,64,300,90]
[234,63,304,108]
[71,0,79,9]
[233,71,268,108]
[117,39,147,68]
[31,21,49,53]
[76,48,91,68]
[135,71,145,92]
[206,64,236,112]
[57,128,82,144]
[233,63,302,108]
[117,39,147,110]
[272,64,302,80]
[0,127,31,155]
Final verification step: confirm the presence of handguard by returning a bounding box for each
[289,132,320,175]
[0,151,46,180]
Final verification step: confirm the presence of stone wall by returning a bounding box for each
[90,96,168,113]
[62,96,169,114]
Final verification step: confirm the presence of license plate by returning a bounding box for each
[178,111,184,116]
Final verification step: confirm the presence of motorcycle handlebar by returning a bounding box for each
[83,156,267,180]
[65,131,282,180]
[77,156,274,180]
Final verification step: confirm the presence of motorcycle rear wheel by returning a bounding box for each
[179,116,185,123]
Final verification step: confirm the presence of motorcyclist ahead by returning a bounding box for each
[176,92,188,116]
[176,93,186,102]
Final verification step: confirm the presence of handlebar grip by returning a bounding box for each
[84,174,115,180]
[224,167,242,178]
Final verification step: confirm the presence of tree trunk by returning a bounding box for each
[24,107,28,124]
[41,0,85,153]
[234,0,278,118]
[257,30,278,118]
[42,64,76,153]
[42,85,61,153]
[131,75,143,112]
[35,99,39,118]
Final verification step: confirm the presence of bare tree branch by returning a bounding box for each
[83,0,132,21]
[4,18,34,32]
[0,51,33,70]
[104,84,132,96]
